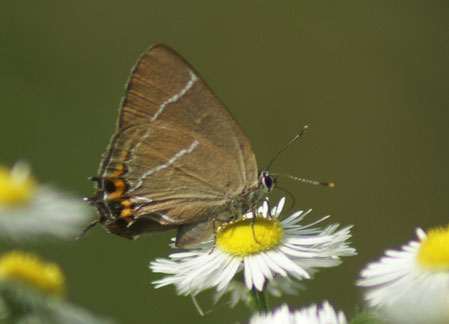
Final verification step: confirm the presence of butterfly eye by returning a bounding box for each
[262,172,275,191]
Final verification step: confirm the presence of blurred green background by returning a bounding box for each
[1,1,448,323]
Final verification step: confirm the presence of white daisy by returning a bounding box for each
[150,198,356,297]
[0,162,93,242]
[357,226,449,323]
[0,250,65,295]
[0,250,111,324]
[249,301,347,324]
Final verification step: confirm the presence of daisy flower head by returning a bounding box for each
[0,162,93,243]
[0,161,36,206]
[0,250,112,323]
[357,226,449,323]
[249,301,347,324]
[0,250,65,295]
[150,198,356,299]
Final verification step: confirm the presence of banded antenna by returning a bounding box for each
[271,173,335,188]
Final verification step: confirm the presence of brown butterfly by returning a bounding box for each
[83,44,275,247]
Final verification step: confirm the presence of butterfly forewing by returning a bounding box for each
[124,44,256,174]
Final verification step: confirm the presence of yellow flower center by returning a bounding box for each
[216,217,283,256]
[0,163,36,206]
[417,226,449,270]
[0,250,65,295]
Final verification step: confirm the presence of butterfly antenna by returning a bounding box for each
[266,125,309,171]
[272,173,335,188]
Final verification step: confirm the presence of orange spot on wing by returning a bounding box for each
[107,179,126,199]
[110,151,129,177]
[120,211,133,223]
[120,207,132,218]
[111,164,125,177]
[119,199,133,223]
[120,199,131,208]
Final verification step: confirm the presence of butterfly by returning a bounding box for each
[83,44,275,247]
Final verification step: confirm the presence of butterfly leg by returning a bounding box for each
[208,220,219,255]
[250,207,261,245]
[76,218,100,240]
[265,199,273,219]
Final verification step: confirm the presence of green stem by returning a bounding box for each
[249,288,267,313]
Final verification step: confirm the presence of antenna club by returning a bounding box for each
[303,125,309,131]
[328,182,335,188]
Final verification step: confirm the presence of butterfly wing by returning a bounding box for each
[95,44,259,244]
